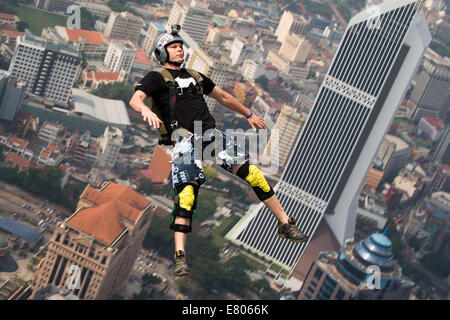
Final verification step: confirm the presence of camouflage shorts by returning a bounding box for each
[170,128,249,188]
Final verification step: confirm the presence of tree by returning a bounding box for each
[80,7,96,29]
[255,75,269,91]
[90,82,134,106]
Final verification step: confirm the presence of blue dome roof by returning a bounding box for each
[353,233,395,271]
[371,233,392,248]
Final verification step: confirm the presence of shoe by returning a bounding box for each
[173,250,189,277]
[277,217,309,243]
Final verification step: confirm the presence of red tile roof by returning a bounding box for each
[8,135,28,149]
[425,117,444,129]
[93,71,121,81]
[40,148,52,158]
[5,152,30,168]
[0,24,24,39]
[68,183,150,244]
[139,168,163,183]
[0,13,16,20]
[148,145,172,182]
[134,50,151,65]
[65,28,105,44]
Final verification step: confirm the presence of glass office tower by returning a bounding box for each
[226,0,432,271]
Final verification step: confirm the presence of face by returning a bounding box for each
[166,42,184,63]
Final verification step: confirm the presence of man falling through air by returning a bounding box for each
[130,26,308,277]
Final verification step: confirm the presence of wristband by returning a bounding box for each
[246,111,253,119]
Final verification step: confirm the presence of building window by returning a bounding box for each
[336,288,346,300]
[313,268,323,281]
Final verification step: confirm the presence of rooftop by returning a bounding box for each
[72,88,131,126]
[65,28,105,45]
[67,182,151,245]
[20,31,80,58]
[424,117,445,129]
[0,216,41,243]
[385,134,411,151]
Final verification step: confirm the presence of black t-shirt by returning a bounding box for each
[135,68,216,133]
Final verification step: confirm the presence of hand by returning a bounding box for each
[141,106,163,129]
[247,113,267,130]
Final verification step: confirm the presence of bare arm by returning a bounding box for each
[129,90,163,129]
[207,86,266,130]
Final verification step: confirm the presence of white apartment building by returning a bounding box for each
[275,10,308,43]
[186,46,230,112]
[8,32,81,106]
[97,126,123,168]
[264,105,307,169]
[142,22,166,56]
[168,2,213,44]
[104,40,137,73]
[103,11,144,43]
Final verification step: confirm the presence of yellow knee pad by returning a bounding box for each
[178,185,195,211]
[171,183,199,233]
[236,162,274,201]
[245,164,271,192]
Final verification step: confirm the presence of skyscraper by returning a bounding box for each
[408,48,450,121]
[8,32,81,107]
[168,1,213,44]
[297,233,414,300]
[226,0,432,272]
[31,182,155,300]
[0,71,27,121]
[104,40,137,73]
[103,12,144,44]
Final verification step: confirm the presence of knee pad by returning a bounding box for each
[170,183,199,233]
[236,161,274,201]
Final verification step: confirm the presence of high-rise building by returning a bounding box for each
[104,40,137,73]
[142,22,166,57]
[226,0,432,272]
[267,33,311,81]
[275,10,308,43]
[298,233,414,300]
[8,32,81,107]
[180,7,213,45]
[409,48,450,121]
[433,127,450,165]
[103,12,144,44]
[0,71,27,121]
[375,134,413,183]
[431,164,450,193]
[264,105,306,169]
[168,1,213,44]
[186,45,230,112]
[81,2,112,21]
[97,126,123,168]
[31,182,155,300]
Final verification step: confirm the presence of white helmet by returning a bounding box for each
[154,25,184,64]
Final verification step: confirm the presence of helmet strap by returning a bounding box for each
[167,60,183,67]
